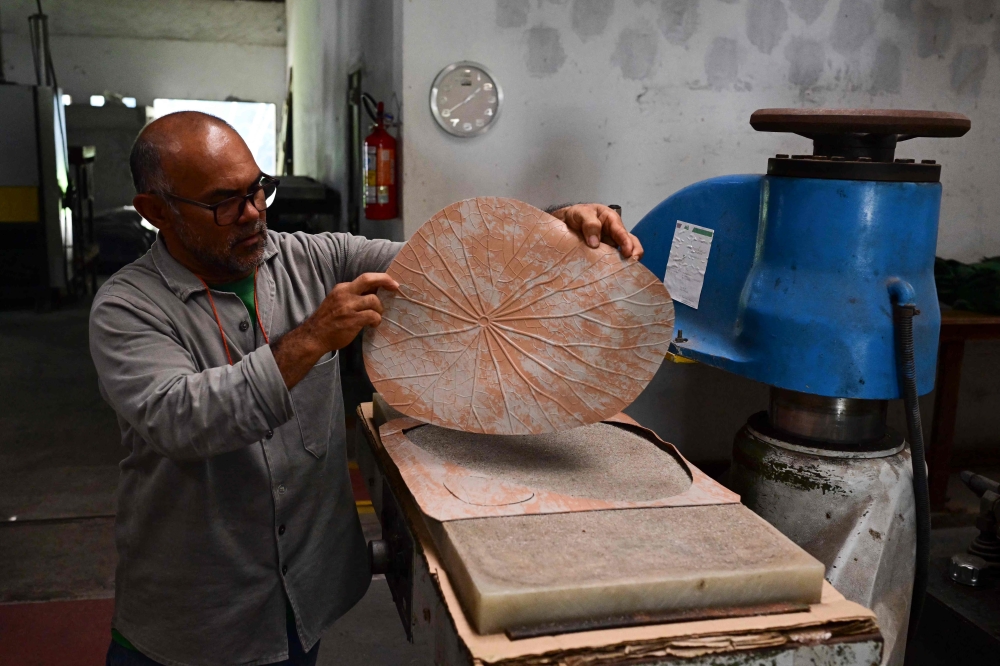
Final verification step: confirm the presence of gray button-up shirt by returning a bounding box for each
[89,231,402,666]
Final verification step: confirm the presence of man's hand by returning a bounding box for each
[272,273,399,389]
[549,203,644,259]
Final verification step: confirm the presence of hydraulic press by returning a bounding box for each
[631,109,971,666]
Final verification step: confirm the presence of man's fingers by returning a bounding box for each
[578,210,603,249]
[629,233,644,260]
[351,272,399,294]
[598,207,633,257]
[360,310,383,328]
[354,293,384,315]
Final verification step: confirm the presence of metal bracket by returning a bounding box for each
[381,483,415,642]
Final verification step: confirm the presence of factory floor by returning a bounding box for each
[0,299,995,665]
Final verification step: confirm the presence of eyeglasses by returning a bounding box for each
[164,174,280,227]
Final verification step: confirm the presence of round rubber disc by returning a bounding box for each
[363,197,674,435]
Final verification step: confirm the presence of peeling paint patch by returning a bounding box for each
[746,453,847,495]
[964,0,995,24]
[951,44,989,95]
[526,26,567,75]
[705,37,739,89]
[790,0,830,23]
[785,37,825,88]
[884,0,914,19]
[496,0,530,28]
[571,0,615,40]
[658,0,700,45]
[917,1,953,59]
[831,0,875,55]
[746,0,788,55]
[871,40,902,93]
[612,28,659,80]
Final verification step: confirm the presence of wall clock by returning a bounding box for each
[429,62,502,137]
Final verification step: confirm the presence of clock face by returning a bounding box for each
[430,62,502,137]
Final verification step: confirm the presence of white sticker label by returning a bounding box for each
[663,221,714,309]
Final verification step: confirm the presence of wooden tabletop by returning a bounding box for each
[940,309,1000,341]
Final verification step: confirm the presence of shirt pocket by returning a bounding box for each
[288,351,339,459]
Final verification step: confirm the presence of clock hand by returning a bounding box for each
[445,86,482,113]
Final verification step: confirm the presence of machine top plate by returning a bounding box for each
[750,108,971,138]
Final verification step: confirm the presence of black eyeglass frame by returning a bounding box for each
[163,174,280,227]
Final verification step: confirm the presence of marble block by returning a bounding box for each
[431,504,827,635]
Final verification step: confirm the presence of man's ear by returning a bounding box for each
[133,193,170,231]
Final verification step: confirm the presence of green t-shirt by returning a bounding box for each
[211,273,257,330]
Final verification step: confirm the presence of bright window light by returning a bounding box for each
[90,95,105,107]
[61,94,72,106]
[123,97,137,108]
[152,99,277,174]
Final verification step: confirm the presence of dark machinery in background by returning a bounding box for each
[265,176,342,234]
[91,207,154,275]
[67,146,99,295]
[906,470,1000,664]
[0,1,100,307]
[0,83,71,307]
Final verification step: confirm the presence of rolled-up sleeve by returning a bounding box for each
[90,293,295,461]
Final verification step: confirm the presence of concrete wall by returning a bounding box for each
[399,1,998,263]
[389,0,1000,463]
[1,0,286,108]
[286,0,403,239]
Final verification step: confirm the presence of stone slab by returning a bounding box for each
[431,504,826,635]
[406,421,691,502]
[379,413,739,521]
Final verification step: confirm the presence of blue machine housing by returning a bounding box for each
[633,174,941,399]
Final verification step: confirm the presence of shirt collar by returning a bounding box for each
[151,231,280,301]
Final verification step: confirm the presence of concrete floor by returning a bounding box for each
[0,300,423,664]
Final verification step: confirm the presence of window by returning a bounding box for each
[151,99,277,174]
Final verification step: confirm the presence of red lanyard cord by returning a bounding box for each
[253,266,270,344]
[198,266,269,366]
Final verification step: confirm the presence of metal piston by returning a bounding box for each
[767,387,892,451]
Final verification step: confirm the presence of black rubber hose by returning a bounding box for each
[894,303,930,645]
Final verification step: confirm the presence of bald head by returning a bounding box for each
[129,111,268,282]
[129,111,243,195]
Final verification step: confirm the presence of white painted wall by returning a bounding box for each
[286,0,402,239]
[399,0,998,264]
[1,0,286,107]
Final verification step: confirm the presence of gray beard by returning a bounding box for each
[175,219,268,276]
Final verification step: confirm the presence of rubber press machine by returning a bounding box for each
[631,108,971,665]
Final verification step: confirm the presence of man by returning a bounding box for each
[90,111,642,666]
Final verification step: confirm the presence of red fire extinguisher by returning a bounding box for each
[363,101,397,220]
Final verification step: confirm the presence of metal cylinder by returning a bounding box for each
[730,421,915,666]
[28,13,52,87]
[768,387,887,445]
[368,539,390,576]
